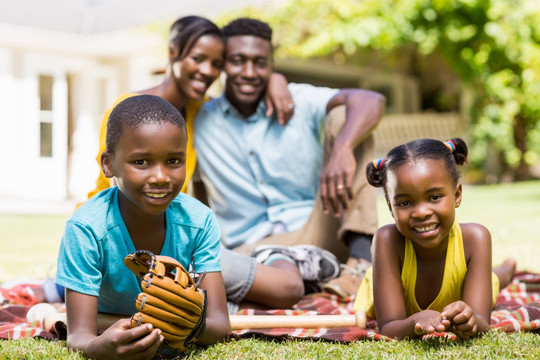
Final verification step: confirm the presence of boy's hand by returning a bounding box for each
[441,301,478,339]
[91,319,163,360]
[412,310,450,336]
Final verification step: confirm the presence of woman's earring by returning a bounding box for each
[455,202,461,208]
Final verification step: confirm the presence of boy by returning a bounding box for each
[56,95,230,359]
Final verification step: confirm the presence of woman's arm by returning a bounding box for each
[65,289,162,360]
[373,225,449,339]
[265,73,294,126]
[441,223,493,338]
[197,271,231,345]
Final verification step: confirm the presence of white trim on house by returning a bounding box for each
[0,24,164,203]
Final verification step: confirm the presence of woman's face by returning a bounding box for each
[171,34,224,100]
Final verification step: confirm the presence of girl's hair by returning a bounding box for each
[168,16,222,61]
[366,137,468,189]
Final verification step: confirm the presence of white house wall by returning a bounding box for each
[0,32,163,203]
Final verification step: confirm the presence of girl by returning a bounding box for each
[353,137,516,340]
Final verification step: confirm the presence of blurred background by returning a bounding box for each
[0,0,539,210]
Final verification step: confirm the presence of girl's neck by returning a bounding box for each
[412,235,449,263]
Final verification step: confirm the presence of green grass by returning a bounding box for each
[0,331,539,359]
[1,181,539,358]
[0,214,68,282]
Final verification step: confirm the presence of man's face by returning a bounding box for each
[224,35,272,116]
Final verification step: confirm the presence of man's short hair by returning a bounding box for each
[222,18,273,45]
[106,95,186,153]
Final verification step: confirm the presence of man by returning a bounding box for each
[194,18,385,297]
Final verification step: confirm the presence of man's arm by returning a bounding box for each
[320,89,386,216]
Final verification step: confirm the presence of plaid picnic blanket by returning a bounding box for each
[232,270,540,341]
[1,271,538,342]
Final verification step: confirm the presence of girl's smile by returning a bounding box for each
[386,158,462,252]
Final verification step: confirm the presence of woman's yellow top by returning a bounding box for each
[86,93,204,200]
[354,222,499,318]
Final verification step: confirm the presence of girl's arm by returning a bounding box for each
[441,223,493,338]
[65,289,162,360]
[197,271,231,345]
[373,225,449,339]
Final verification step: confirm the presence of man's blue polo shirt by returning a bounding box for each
[194,83,337,248]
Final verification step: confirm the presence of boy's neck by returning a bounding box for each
[118,193,167,254]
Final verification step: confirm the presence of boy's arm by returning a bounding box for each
[372,225,448,339]
[442,223,493,337]
[197,271,231,344]
[65,289,162,360]
[320,89,386,216]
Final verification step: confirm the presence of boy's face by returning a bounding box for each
[101,122,187,216]
[224,35,272,116]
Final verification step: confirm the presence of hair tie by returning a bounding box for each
[444,140,455,153]
[373,157,385,170]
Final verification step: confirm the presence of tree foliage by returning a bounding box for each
[237,0,540,181]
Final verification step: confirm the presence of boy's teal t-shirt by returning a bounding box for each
[56,187,221,315]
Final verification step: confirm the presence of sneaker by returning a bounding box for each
[321,261,371,298]
[0,280,43,306]
[251,244,341,283]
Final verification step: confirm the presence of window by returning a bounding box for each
[39,74,53,157]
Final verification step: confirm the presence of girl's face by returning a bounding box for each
[171,34,224,100]
[102,122,187,217]
[385,158,462,251]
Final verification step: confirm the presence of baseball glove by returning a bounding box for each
[124,250,207,353]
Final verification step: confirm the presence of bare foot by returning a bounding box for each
[493,258,517,289]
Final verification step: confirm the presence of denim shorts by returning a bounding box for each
[220,247,257,314]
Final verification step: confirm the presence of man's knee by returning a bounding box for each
[325,105,347,139]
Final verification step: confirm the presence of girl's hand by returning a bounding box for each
[91,319,163,360]
[265,73,294,126]
[442,301,478,339]
[411,310,450,336]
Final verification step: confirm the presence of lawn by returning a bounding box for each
[1,181,539,358]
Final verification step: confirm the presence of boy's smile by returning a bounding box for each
[386,158,462,254]
[103,122,187,217]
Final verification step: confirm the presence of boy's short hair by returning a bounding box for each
[106,95,186,153]
[222,18,273,49]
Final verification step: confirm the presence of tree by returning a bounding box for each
[252,0,540,181]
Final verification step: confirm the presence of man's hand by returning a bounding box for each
[320,143,356,217]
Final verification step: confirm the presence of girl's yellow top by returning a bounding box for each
[354,222,499,318]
